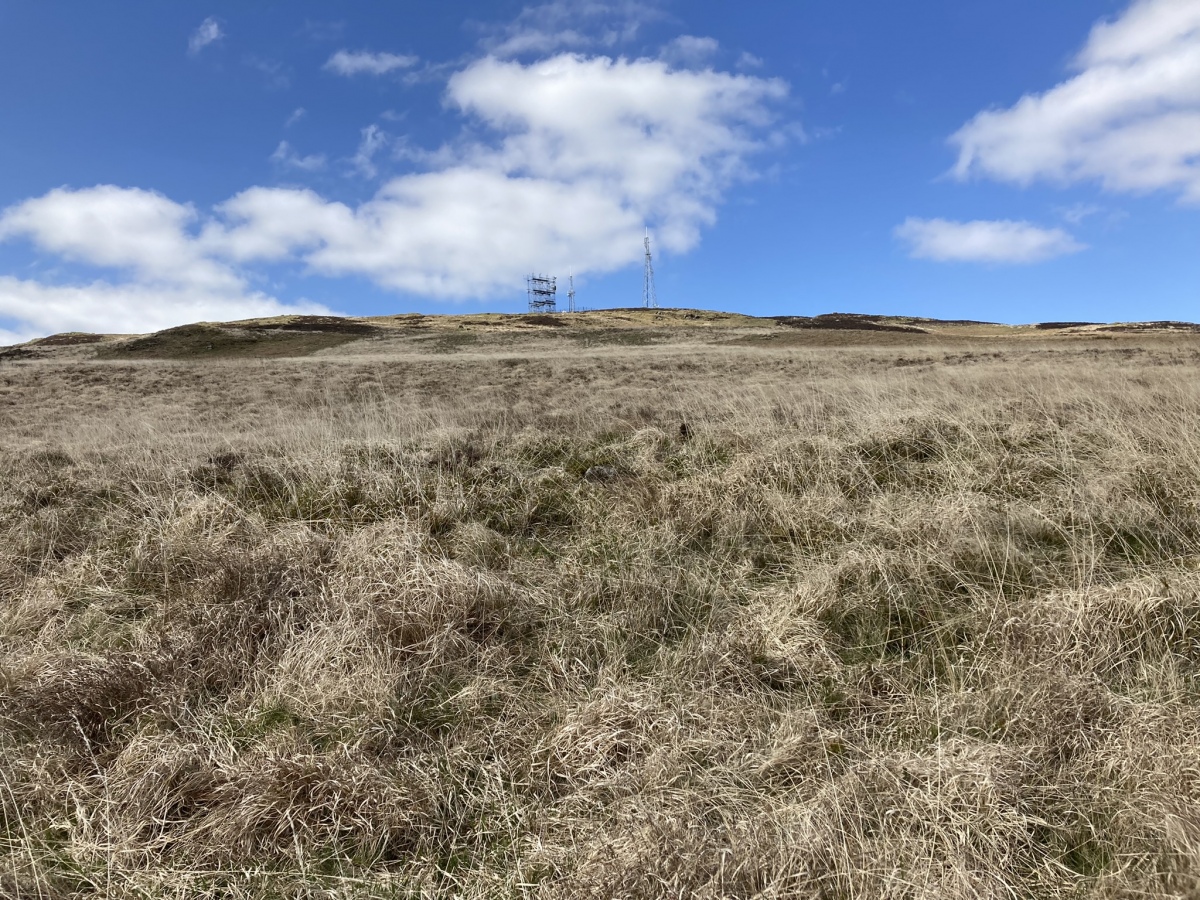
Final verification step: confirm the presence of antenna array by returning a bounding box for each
[526,274,558,312]
[643,229,658,309]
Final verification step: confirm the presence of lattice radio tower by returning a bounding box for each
[642,228,658,309]
[568,273,576,313]
[526,274,557,312]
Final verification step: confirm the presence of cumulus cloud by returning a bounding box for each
[952,0,1200,202]
[324,50,419,76]
[895,218,1087,264]
[0,186,330,341]
[270,141,326,172]
[0,278,327,342]
[0,186,240,290]
[1,45,786,337]
[188,17,223,56]
[202,53,787,296]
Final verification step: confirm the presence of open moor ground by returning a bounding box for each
[2,312,1200,898]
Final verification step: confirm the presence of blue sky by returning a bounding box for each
[2,0,1198,340]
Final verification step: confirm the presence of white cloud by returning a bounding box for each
[895,218,1087,264]
[324,50,419,76]
[285,107,307,128]
[0,186,239,290]
[1057,202,1105,224]
[485,0,662,58]
[301,20,345,42]
[349,125,389,178]
[952,0,1200,203]
[660,35,719,68]
[270,141,327,172]
[0,278,327,341]
[0,186,330,340]
[200,53,787,296]
[188,17,223,56]
[244,55,291,89]
[1,47,787,336]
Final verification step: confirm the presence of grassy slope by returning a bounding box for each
[2,324,1200,897]
[7,308,1181,363]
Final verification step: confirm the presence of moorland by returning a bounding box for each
[3,309,1200,898]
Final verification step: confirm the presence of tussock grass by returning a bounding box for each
[3,339,1200,897]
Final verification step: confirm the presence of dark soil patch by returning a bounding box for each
[896,316,996,326]
[1097,322,1200,333]
[1035,322,1100,330]
[242,316,380,335]
[0,346,39,362]
[572,329,663,347]
[521,315,568,327]
[774,314,929,334]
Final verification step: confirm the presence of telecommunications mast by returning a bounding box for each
[568,273,576,313]
[526,274,558,312]
[642,228,658,309]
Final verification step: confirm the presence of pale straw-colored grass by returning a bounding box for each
[2,338,1200,898]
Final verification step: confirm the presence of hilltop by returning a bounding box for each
[5,309,1200,363]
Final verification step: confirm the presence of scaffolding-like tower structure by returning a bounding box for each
[567,274,576,313]
[527,274,558,313]
[642,229,658,309]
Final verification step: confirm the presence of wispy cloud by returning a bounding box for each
[895,217,1086,264]
[270,141,326,172]
[483,0,664,58]
[349,125,388,178]
[243,55,291,90]
[660,35,719,69]
[188,17,223,56]
[285,107,307,128]
[324,50,419,77]
[300,19,345,42]
[1057,202,1104,225]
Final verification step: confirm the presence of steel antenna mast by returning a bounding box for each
[642,228,658,309]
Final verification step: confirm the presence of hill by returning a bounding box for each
[6,309,1200,363]
[3,311,1200,897]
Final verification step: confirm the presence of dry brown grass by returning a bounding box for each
[3,324,1200,898]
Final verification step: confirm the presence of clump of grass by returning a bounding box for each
[3,339,1200,897]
